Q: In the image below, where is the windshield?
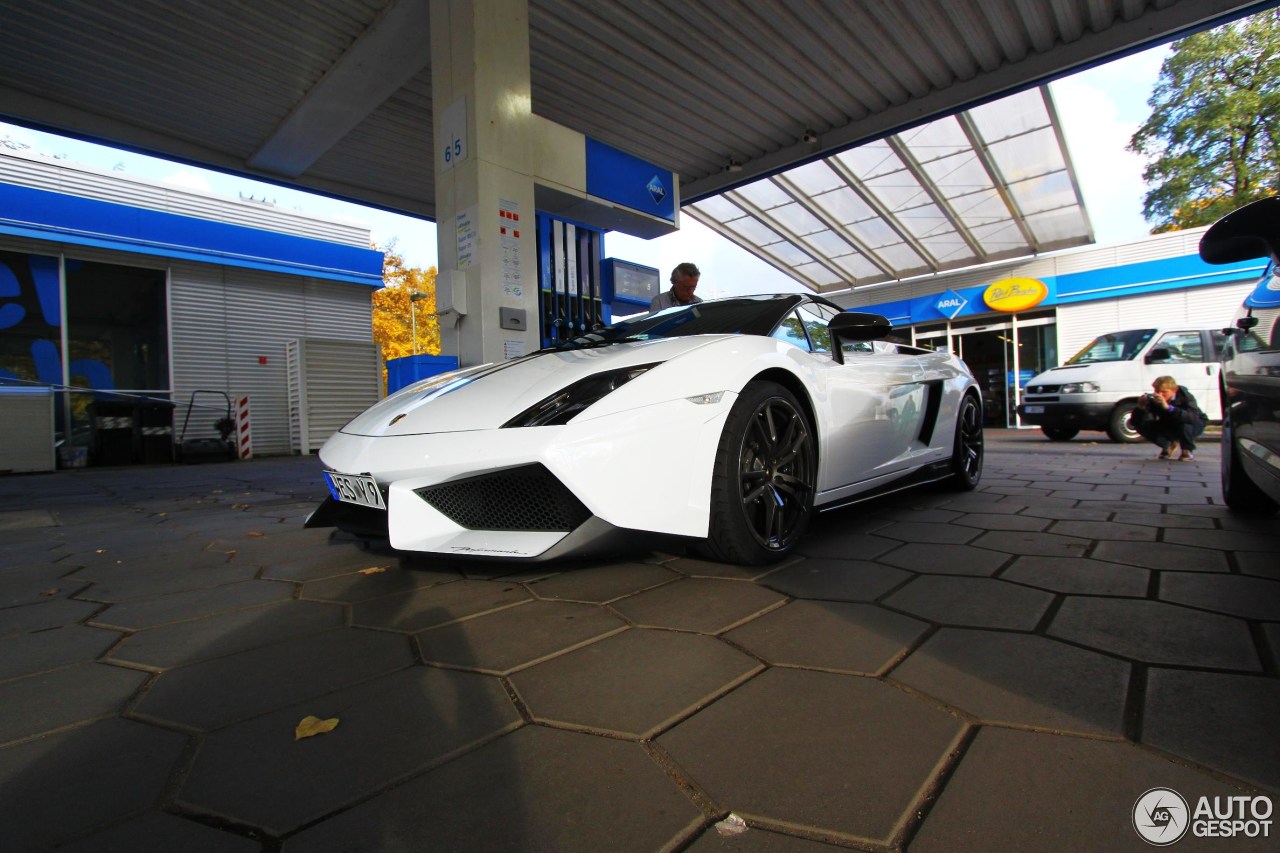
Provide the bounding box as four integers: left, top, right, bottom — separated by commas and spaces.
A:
1065, 329, 1157, 364
544, 296, 803, 351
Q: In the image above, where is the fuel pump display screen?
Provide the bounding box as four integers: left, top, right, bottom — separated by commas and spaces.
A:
610, 260, 660, 303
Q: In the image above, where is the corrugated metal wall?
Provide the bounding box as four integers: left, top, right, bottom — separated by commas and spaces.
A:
170, 263, 377, 455
1055, 282, 1255, 359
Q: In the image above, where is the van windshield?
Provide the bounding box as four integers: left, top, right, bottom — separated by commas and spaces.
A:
1065, 329, 1157, 364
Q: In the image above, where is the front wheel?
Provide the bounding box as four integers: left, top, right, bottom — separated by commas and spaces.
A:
945, 393, 984, 490
701, 381, 816, 565
1106, 402, 1142, 443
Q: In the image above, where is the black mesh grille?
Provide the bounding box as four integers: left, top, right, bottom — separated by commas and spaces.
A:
1027, 384, 1060, 394
415, 465, 592, 532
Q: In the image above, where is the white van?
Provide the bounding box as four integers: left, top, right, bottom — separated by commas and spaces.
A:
1017, 328, 1227, 442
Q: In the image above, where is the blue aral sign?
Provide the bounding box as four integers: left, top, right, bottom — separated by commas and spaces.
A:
935, 288, 968, 319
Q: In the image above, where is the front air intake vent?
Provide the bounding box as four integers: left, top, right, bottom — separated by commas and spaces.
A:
415, 464, 592, 532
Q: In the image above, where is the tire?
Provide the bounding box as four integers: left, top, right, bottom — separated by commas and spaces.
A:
1106, 402, 1142, 443
1041, 426, 1078, 441
945, 393, 984, 490
701, 381, 816, 565
1221, 401, 1279, 514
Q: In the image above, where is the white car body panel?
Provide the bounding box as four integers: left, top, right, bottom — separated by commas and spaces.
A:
314, 296, 980, 560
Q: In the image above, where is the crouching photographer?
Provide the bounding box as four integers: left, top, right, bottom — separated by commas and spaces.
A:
1134, 375, 1207, 460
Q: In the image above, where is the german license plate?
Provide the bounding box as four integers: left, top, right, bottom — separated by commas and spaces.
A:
1023, 405, 1044, 414
323, 471, 386, 510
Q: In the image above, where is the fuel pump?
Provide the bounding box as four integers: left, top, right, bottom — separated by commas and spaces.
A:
536, 214, 605, 348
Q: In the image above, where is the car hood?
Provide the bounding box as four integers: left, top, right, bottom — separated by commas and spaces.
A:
341, 336, 728, 436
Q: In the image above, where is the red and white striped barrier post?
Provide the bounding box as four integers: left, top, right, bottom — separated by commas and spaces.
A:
235, 394, 252, 460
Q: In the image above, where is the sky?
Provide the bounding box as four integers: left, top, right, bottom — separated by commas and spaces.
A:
0, 43, 1170, 296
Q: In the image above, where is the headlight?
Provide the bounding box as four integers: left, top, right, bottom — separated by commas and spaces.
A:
502, 363, 659, 427
1059, 382, 1100, 394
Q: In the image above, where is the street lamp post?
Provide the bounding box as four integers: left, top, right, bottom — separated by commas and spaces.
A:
409, 291, 430, 355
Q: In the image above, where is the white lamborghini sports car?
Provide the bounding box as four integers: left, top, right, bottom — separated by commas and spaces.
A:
307, 294, 984, 565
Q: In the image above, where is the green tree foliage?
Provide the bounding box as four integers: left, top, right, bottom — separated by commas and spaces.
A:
1129, 9, 1280, 232
371, 240, 440, 367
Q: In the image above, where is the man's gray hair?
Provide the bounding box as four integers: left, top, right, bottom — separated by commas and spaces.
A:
670, 262, 701, 282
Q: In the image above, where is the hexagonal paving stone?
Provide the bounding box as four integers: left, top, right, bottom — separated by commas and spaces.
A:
951, 513, 1050, 532
891, 629, 1130, 735
509, 628, 761, 738
71, 547, 234, 583
0, 569, 91, 609
108, 599, 344, 669
665, 555, 781, 580
1158, 572, 1280, 621
683, 825, 850, 851
1145, 669, 1280, 790
1164, 527, 1280, 552
909, 727, 1242, 852
352, 579, 531, 632
0, 718, 189, 851
871, 521, 980, 545
527, 561, 679, 602
1238, 551, 1280, 580
135, 627, 414, 730
1048, 520, 1156, 541
1091, 540, 1229, 573
879, 543, 1008, 577
300, 564, 459, 603
284, 726, 701, 852
260, 544, 398, 582
1049, 598, 1260, 670
969, 530, 1091, 558
1110, 510, 1216, 529
609, 577, 786, 634
1000, 555, 1150, 597
177, 666, 521, 835
0, 624, 122, 681
0, 598, 103, 637
792, 530, 897, 561
417, 600, 625, 674
725, 600, 927, 674
58, 812, 260, 853
76, 562, 260, 602
759, 558, 912, 601
658, 668, 965, 845
883, 576, 1053, 629
87, 579, 296, 630
0, 662, 148, 743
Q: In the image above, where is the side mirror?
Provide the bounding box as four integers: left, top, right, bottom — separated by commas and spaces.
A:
829, 311, 891, 343
1236, 315, 1259, 331
828, 312, 891, 365
1145, 347, 1171, 363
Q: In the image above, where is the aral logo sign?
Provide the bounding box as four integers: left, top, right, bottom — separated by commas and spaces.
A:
984, 277, 1048, 312
935, 288, 968, 319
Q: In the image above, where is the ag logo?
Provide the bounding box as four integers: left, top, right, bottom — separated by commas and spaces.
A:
1133, 788, 1189, 845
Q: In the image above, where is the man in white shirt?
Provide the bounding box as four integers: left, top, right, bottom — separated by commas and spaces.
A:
648, 263, 702, 313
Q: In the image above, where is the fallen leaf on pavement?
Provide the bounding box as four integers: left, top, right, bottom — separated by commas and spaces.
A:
358, 567, 387, 575
295, 716, 340, 740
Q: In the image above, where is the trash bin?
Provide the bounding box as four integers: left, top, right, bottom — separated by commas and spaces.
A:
88, 399, 135, 466
135, 400, 175, 464
386, 354, 460, 394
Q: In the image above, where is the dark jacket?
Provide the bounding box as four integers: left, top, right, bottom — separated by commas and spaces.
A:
1144, 387, 1206, 427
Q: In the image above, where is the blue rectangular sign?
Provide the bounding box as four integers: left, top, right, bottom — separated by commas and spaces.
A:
585, 139, 676, 223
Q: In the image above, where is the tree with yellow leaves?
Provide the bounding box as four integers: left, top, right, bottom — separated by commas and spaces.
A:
371, 240, 440, 362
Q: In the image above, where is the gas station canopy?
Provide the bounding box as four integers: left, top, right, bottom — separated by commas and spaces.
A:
687, 87, 1092, 292
0, 0, 1269, 281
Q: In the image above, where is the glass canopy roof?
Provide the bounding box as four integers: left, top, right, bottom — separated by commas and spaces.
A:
685, 86, 1093, 293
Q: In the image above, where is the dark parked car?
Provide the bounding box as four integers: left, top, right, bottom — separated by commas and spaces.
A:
1199, 198, 1280, 514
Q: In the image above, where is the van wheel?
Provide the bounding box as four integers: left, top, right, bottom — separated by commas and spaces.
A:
1041, 427, 1078, 441
1106, 402, 1142, 443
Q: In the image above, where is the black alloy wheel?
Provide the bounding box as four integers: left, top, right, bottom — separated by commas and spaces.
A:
703, 381, 816, 564
947, 392, 984, 490
1220, 393, 1279, 514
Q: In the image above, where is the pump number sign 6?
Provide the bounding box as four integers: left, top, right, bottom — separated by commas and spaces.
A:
324, 471, 386, 510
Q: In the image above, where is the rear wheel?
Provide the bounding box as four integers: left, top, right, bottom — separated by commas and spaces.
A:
946, 393, 984, 490
1221, 400, 1279, 514
1041, 426, 1078, 441
702, 381, 816, 565
1106, 402, 1142, 443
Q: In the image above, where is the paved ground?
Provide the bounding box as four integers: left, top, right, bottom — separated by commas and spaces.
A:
1, 430, 1277, 852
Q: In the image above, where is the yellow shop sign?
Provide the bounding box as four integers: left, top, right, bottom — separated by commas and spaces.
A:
983, 277, 1047, 312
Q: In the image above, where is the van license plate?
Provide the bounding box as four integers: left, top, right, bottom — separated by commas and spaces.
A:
324, 471, 386, 510
1023, 405, 1044, 414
